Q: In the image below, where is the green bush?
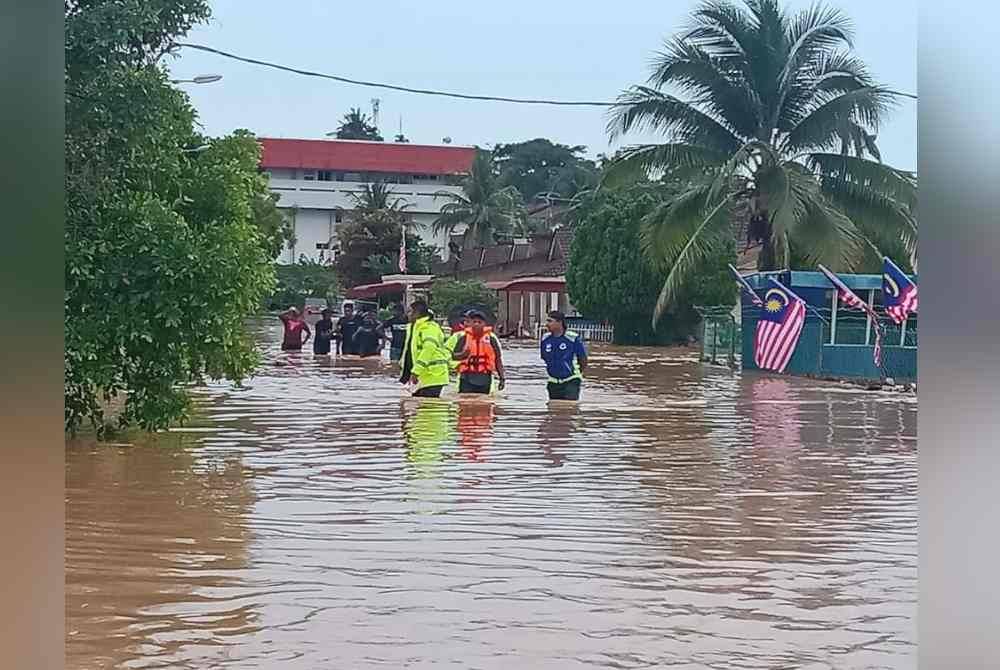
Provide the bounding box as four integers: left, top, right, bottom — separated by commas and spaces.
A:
429, 279, 498, 318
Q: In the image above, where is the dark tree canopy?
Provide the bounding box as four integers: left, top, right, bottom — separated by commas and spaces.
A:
493, 138, 600, 203
335, 107, 384, 141
567, 186, 736, 344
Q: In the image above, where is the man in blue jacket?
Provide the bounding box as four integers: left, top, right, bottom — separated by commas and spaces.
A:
540, 310, 588, 400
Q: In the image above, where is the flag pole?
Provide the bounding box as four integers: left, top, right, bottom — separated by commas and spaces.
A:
865, 289, 874, 346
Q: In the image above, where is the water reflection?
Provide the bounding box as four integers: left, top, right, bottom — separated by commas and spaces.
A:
66, 324, 917, 669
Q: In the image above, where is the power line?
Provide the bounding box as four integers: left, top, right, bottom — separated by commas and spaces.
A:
176, 42, 917, 105
176, 43, 616, 107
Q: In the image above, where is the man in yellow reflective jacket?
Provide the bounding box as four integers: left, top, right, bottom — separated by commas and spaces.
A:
399, 299, 451, 397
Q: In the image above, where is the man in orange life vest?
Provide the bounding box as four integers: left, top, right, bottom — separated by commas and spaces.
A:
451, 310, 506, 395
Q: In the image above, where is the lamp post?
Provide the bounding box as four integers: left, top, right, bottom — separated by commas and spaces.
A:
170, 74, 223, 85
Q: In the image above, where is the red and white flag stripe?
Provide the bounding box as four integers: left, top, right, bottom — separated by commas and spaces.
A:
754, 298, 806, 373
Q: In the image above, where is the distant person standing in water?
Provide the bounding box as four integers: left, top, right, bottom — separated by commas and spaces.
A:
313, 308, 335, 355
279, 307, 311, 352
353, 312, 387, 358
541, 310, 587, 400
381, 303, 409, 362
399, 300, 450, 397
336, 302, 361, 355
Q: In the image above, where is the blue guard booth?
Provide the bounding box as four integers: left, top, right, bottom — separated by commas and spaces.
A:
740, 270, 917, 383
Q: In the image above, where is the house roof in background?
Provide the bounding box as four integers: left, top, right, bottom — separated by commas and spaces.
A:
259, 138, 476, 175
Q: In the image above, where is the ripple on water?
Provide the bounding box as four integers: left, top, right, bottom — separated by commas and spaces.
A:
66, 327, 916, 669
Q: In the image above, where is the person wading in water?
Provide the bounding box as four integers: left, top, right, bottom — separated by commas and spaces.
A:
278, 307, 311, 352
399, 300, 451, 398
353, 312, 387, 358
452, 310, 506, 395
381, 303, 409, 362
540, 310, 587, 400
336, 302, 361, 356
312, 307, 335, 355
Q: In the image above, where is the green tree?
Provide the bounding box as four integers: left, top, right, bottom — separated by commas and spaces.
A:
268, 260, 342, 310
363, 236, 438, 277
66, 0, 276, 434
334, 182, 421, 287
567, 186, 736, 345
493, 138, 600, 203
335, 107, 383, 141
429, 279, 499, 319
432, 150, 524, 247
607, 0, 917, 325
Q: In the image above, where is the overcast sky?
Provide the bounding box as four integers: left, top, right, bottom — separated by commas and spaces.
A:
171, 0, 916, 170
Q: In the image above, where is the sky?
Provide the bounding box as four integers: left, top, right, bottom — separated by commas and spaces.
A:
171, 0, 916, 171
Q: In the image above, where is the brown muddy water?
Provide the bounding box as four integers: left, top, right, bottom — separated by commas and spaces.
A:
66, 319, 916, 669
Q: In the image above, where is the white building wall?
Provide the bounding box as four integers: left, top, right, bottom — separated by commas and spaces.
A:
268, 177, 462, 264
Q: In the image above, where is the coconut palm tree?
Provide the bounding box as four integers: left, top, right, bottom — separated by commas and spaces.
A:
606, 0, 917, 324
431, 150, 524, 247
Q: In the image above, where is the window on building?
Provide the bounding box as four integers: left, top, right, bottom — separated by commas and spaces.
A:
344, 172, 362, 182
318, 170, 335, 181
302, 170, 316, 181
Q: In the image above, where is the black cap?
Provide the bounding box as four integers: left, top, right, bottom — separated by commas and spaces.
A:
466, 309, 487, 320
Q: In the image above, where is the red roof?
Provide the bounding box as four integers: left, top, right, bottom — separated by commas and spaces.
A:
259, 138, 476, 175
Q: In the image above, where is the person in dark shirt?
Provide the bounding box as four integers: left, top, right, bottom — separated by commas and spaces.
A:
336, 303, 361, 355
313, 308, 335, 355
278, 307, 311, 351
381, 303, 409, 362
353, 312, 386, 358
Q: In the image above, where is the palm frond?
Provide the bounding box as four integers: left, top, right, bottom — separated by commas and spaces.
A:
687, 1, 755, 62
708, 139, 776, 204
757, 163, 815, 266
770, 4, 853, 129
818, 171, 917, 259
638, 182, 734, 325
788, 190, 863, 270
649, 38, 762, 139
602, 143, 728, 187
607, 86, 743, 154
782, 87, 895, 154
806, 153, 916, 208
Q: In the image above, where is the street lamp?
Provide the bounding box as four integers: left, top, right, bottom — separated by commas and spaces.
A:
170, 74, 223, 85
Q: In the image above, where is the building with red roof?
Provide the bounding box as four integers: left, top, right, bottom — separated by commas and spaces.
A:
258, 138, 476, 265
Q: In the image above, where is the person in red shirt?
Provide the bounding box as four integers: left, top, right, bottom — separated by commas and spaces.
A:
278, 307, 311, 351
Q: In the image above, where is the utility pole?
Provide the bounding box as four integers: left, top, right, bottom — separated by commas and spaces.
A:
370, 98, 380, 130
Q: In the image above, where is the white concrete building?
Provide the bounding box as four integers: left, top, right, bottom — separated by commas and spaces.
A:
259, 138, 476, 264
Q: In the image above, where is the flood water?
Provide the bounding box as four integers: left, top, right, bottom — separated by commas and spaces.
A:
66, 320, 917, 669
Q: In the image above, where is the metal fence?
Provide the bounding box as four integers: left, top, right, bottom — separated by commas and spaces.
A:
535, 321, 615, 343
696, 306, 739, 367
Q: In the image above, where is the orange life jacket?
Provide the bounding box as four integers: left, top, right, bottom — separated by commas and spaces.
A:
458, 327, 497, 374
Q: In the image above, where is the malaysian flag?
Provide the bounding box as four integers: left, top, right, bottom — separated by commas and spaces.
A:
882, 257, 917, 324
728, 264, 763, 306
754, 278, 807, 373
818, 264, 883, 367
398, 227, 408, 273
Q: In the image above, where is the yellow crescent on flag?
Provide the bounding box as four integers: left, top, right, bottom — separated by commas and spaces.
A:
764, 288, 787, 313
884, 274, 900, 298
